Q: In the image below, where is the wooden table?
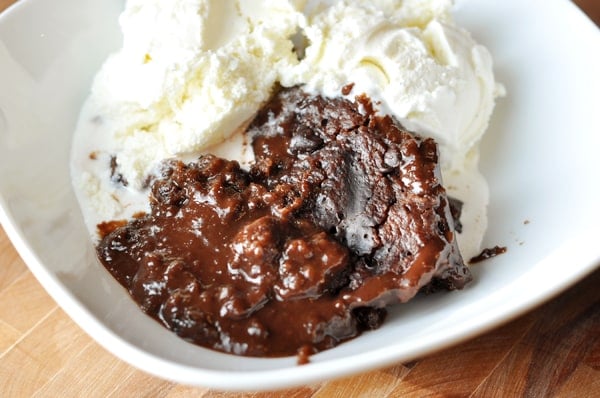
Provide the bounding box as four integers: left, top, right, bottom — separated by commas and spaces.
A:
1, 1, 599, 396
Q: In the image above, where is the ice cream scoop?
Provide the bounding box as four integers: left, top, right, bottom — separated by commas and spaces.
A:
90, 0, 302, 188
282, 0, 504, 172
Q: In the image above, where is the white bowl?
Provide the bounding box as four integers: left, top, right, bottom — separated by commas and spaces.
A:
0, 0, 599, 391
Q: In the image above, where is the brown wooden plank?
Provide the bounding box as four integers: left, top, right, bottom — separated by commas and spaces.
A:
555, 364, 600, 398
0, 271, 58, 333
582, 331, 600, 370
574, 0, 600, 25
32, 341, 137, 397
163, 384, 211, 397
0, 308, 91, 397
106, 370, 176, 398
385, 315, 532, 397
0, 318, 21, 354
312, 365, 409, 398
0, 227, 27, 293
0, 0, 15, 13
202, 383, 320, 398
472, 271, 600, 397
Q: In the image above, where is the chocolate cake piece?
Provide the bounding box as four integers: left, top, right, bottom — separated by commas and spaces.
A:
96, 86, 470, 358
247, 87, 470, 306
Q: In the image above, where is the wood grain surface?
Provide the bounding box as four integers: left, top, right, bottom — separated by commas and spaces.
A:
1, 1, 599, 397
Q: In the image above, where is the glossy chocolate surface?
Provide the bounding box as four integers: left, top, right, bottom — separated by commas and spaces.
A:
96, 87, 470, 358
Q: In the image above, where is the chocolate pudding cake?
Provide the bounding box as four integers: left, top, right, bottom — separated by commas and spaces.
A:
96, 87, 471, 359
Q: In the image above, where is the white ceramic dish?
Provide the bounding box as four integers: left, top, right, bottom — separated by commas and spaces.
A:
0, 0, 599, 391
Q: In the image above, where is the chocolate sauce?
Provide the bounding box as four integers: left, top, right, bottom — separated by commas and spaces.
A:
96, 87, 470, 358
469, 245, 507, 264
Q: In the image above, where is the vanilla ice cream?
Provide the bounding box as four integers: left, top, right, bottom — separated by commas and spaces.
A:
71, 0, 503, 259
283, 0, 503, 173
89, 0, 302, 189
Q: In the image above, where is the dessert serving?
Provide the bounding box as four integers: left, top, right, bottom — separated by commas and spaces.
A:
71, 0, 503, 360
97, 87, 471, 359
